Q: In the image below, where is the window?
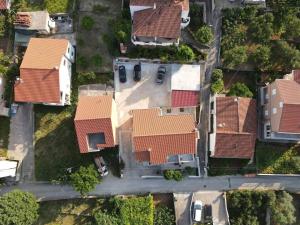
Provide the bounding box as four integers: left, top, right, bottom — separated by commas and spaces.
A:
265, 93, 269, 99
279, 102, 283, 108
68, 47, 70, 53
272, 89, 276, 95
265, 110, 269, 116
272, 107, 277, 114
166, 108, 171, 113
63, 59, 66, 66
71, 51, 74, 56
180, 108, 184, 112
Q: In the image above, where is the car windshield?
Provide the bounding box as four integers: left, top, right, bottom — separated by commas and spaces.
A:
157, 74, 163, 79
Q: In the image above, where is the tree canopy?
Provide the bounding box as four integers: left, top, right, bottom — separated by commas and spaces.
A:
227, 82, 253, 98
176, 45, 195, 62
195, 25, 214, 45
70, 164, 100, 196
210, 69, 224, 94
223, 46, 248, 69
248, 13, 274, 43
0, 190, 39, 225
154, 206, 175, 225
251, 45, 271, 71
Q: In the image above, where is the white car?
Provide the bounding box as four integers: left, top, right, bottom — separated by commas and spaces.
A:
192, 200, 203, 222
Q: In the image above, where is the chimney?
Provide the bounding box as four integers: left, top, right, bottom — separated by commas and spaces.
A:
153, 3, 156, 9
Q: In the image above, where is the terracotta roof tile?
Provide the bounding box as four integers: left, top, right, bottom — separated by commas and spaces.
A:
14, 68, 60, 103
0, 0, 8, 10
214, 97, 257, 158
74, 96, 115, 153
279, 104, 300, 133
75, 95, 112, 120
130, 0, 189, 11
20, 38, 69, 69
292, 70, 300, 84
171, 90, 199, 107
276, 79, 300, 104
132, 6, 181, 39
132, 108, 197, 164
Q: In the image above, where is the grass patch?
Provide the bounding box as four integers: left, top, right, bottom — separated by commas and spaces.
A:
256, 142, 300, 174
0, 116, 10, 157
44, 0, 74, 14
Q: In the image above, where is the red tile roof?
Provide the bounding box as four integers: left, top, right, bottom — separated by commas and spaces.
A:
213, 97, 257, 158
279, 104, 300, 133
14, 38, 69, 104
292, 70, 300, 84
74, 96, 115, 153
132, 5, 181, 39
130, 0, 189, 11
171, 90, 199, 107
132, 108, 197, 164
0, 0, 8, 10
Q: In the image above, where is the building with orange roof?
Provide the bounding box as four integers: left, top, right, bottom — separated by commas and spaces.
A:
74, 95, 118, 153
14, 38, 75, 106
132, 108, 198, 165
261, 71, 300, 141
209, 96, 257, 159
0, 0, 11, 10
129, 0, 190, 46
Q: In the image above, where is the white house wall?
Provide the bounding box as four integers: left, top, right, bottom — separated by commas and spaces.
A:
130, 5, 152, 17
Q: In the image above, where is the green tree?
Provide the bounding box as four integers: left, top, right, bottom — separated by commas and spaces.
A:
70, 164, 100, 196
195, 25, 213, 45
211, 69, 223, 82
271, 191, 296, 225
248, 13, 274, 43
154, 206, 175, 225
282, 14, 300, 40
211, 79, 224, 94
0, 52, 11, 75
252, 45, 271, 71
176, 45, 195, 62
94, 210, 120, 225
228, 82, 253, 98
223, 46, 248, 69
81, 16, 95, 31
0, 190, 39, 225
77, 71, 96, 84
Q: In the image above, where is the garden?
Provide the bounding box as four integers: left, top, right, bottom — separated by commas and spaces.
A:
11, 0, 74, 13
0, 116, 10, 158
221, 6, 300, 72
227, 190, 297, 225
256, 142, 300, 174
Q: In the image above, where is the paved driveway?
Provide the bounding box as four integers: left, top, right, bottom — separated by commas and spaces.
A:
7, 103, 34, 182
174, 193, 193, 225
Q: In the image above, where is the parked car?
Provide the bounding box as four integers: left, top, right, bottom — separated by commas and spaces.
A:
156, 66, 166, 84
192, 200, 203, 222
94, 156, 109, 177
119, 65, 127, 83
204, 204, 213, 224
133, 64, 141, 81
10, 103, 19, 117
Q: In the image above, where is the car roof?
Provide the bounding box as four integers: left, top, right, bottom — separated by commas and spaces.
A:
194, 209, 201, 221
194, 200, 202, 206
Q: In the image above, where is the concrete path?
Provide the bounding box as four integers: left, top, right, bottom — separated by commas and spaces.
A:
174, 193, 192, 225
7, 103, 34, 182
1, 175, 300, 201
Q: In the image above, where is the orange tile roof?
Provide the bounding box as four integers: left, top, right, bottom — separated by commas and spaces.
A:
132, 5, 181, 39
276, 79, 300, 104
75, 95, 112, 121
130, 0, 189, 11
214, 97, 257, 158
14, 38, 70, 104
74, 96, 115, 153
132, 108, 197, 164
20, 38, 69, 69
0, 0, 8, 10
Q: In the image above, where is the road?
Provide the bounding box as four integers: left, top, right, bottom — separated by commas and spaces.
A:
1, 176, 300, 201
198, 8, 222, 175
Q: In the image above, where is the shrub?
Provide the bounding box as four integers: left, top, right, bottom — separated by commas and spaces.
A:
70, 164, 100, 196
163, 170, 183, 181
211, 69, 223, 82
211, 79, 224, 94
91, 54, 102, 67
110, 18, 131, 43
44, 0, 72, 14
163, 170, 174, 180
77, 71, 96, 84
0, 15, 5, 37
154, 206, 175, 225
195, 25, 214, 45
227, 82, 253, 98
94, 210, 120, 225
172, 171, 183, 181
176, 45, 195, 62
223, 46, 248, 69
81, 16, 95, 31
0, 190, 39, 225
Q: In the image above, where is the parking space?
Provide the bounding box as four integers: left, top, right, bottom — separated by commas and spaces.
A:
114, 61, 172, 128
174, 193, 193, 225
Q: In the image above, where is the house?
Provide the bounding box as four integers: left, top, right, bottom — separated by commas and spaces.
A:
260, 70, 300, 141
130, 0, 190, 46
132, 108, 198, 165
209, 96, 257, 159
74, 95, 118, 153
0, 0, 11, 10
14, 11, 55, 46
170, 64, 200, 109
14, 38, 75, 106
0, 160, 18, 178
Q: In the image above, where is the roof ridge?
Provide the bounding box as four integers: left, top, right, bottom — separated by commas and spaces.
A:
134, 131, 195, 137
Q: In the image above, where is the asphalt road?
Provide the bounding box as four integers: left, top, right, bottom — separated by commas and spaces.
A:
1, 175, 300, 201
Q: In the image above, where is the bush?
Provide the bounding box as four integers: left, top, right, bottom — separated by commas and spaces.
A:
195, 25, 214, 45
211, 69, 223, 82
223, 46, 248, 69
163, 170, 183, 181
77, 71, 96, 84
211, 79, 224, 94
94, 210, 120, 225
0, 190, 39, 225
154, 206, 175, 225
44, 0, 73, 14
227, 82, 253, 98
110, 17, 131, 43
176, 45, 195, 62
81, 16, 95, 31
70, 164, 100, 196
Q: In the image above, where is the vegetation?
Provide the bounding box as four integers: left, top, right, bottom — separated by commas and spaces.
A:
81, 16, 95, 31
70, 164, 100, 196
154, 206, 175, 225
227, 82, 253, 98
223, 46, 248, 69
208, 158, 254, 176
195, 25, 213, 45
176, 44, 196, 62
92, 4, 110, 14
256, 143, 300, 174
0, 190, 39, 225
189, 4, 204, 31
210, 69, 224, 94
227, 190, 296, 225
77, 71, 96, 84
77, 55, 89, 69
110, 16, 131, 43
248, 13, 274, 44
251, 45, 271, 71
163, 170, 183, 181
91, 54, 102, 68
44, 0, 74, 14
0, 117, 10, 157
94, 210, 120, 225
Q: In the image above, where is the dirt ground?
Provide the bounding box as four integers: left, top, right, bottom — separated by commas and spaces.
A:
77, 0, 121, 73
